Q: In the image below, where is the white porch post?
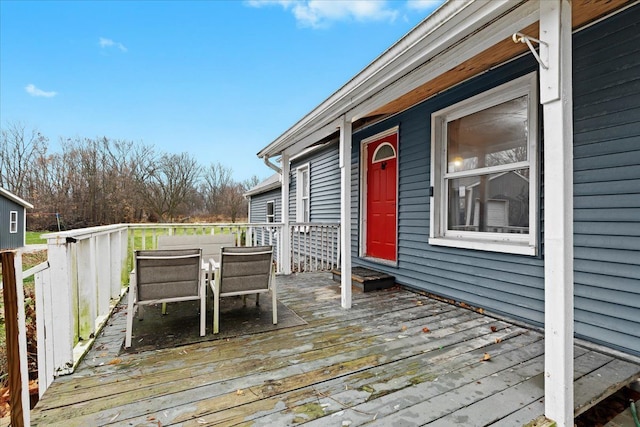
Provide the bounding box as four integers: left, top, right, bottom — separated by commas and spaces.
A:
339, 115, 352, 309
281, 154, 292, 275
541, 1, 574, 426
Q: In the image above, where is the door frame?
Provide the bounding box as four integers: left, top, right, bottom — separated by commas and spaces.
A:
359, 125, 400, 265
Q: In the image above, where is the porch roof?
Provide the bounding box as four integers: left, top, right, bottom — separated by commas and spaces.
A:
256, 0, 631, 160
30, 272, 640, 425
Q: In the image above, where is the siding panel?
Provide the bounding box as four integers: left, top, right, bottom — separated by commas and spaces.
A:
346, 5, 640, 356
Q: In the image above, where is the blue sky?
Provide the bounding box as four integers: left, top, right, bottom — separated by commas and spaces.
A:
1, 0, 442, 182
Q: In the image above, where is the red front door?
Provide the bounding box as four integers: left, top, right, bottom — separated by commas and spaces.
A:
365, 133, 398, 261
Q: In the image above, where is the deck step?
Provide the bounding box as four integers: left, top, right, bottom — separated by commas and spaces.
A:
331, 267, 395, 292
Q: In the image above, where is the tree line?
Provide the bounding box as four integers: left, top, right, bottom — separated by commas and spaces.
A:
0, 122, 261, 231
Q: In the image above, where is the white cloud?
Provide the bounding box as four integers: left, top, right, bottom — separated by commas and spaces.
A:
246, 0, 398, 28
99, 37, 128, 52
406, 0, 442, 11
25, 84, 57, 98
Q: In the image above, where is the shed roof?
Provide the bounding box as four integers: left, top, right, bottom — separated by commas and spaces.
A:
0, 187, 34, 209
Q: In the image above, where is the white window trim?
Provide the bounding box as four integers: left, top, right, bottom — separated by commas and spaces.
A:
295, 164, 310, 223
359, 126, 400, 264
266, 200, 275, 223
10, 210, 18, 233
429, 72, 538, 256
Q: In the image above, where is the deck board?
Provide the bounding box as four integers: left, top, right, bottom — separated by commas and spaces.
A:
30, 272, 640, 426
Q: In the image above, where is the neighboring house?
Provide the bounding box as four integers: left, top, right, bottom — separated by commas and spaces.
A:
254, 2, 640, 424
0, 187, 34, 250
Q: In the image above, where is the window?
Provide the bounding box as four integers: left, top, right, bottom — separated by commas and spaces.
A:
430, 73, 538, 255
296, 164, 310, 223
266, 201, 275, 223
10, 211, 18, 233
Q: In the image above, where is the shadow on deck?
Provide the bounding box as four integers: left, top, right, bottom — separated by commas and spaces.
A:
31, 272, 640, 426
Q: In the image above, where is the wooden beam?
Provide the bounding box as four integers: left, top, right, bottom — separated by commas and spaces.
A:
541, 1, 574, 426
280, 154, 291, 275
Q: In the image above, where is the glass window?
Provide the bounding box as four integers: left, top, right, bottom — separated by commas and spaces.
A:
296, 165, 310, 223
372, 143, 396, 163
430, 73, 538, 255
10, 211, 18, 233
266, 201, 275, 223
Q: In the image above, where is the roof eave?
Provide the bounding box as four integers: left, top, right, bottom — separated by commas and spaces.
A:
257, 0, 524, 159
0, 187, 34, 209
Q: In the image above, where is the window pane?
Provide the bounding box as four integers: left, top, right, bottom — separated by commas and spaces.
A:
447, 96, 528, 173
373, 143, 395, 162
302, 198, 309, 222
447, 169, 529, 234
302, 170, 309, 197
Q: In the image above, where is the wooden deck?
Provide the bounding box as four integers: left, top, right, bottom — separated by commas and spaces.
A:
31, 272, 640, 426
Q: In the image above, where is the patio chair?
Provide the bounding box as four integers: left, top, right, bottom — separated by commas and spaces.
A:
211, 245, 276, 334
125, 248, 206, 348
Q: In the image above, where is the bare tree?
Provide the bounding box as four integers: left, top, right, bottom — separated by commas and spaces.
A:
221, 183, 247, 223
201, 162, 234, 217
0, 121, 48, 195
141, 152, 202, 221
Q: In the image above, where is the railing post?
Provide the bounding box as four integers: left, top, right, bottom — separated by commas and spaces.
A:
110, 230, 122, 298
96, 234, 111, 317
77, 238, 97, 341
46, 239, 75, 375
35, 265, 54, 396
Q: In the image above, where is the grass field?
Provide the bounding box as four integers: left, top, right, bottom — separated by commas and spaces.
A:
25, 231, 47, 245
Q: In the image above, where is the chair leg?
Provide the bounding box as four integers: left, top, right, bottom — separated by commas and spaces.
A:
272, 289, 277, 325
200, 296, 206, 337
256, 293, 260, 306
162, 302, 167, 315
213, 294, 220, 334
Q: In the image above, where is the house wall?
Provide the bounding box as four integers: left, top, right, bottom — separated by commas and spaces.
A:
572, 5, 640, 355
289, 141, 341, 223
0, 195, 26, 249
347, 5, 639, 356
288, 142, 342, 270
247, 188, 281, 251
248, 188, 281, 223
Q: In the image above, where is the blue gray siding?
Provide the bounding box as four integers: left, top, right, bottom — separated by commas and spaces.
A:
347, 6, 640, 356
248, 188, 281, 251
248, 189, 281, 223
0, 195, 26, 249
572, 5, 640, 355
290, 142, 341, 223
289, 142, 341, 270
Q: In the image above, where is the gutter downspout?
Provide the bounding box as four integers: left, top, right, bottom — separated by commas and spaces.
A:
263, 156, 282, 174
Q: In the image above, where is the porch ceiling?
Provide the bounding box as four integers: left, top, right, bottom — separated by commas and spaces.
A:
359, 0, 632, 125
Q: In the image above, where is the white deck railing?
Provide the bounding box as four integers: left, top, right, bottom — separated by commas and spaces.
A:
290, 222, 340, 272
3, 221, 340, 414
